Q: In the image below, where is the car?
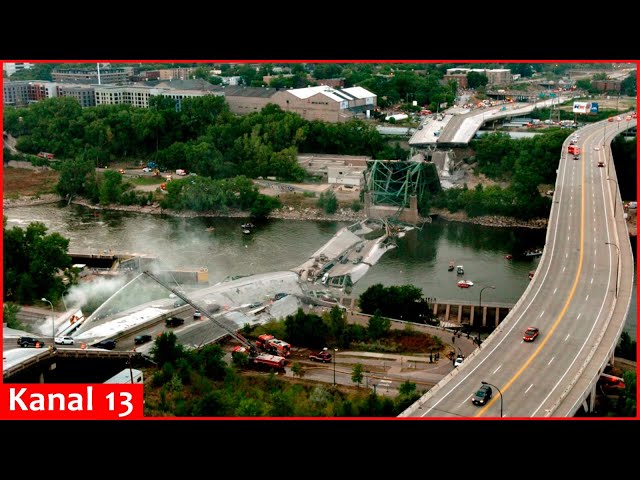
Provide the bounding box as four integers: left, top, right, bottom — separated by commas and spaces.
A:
598, 159, 605, 167
173, 299, 186, 308
93, 339, 117, 350
471, 384, 492, 406
54, 336, 74, 345
273, 292, 288, 301
627, 201, 637, 210
309, 350, 332, 363
523, 326, 539, 342
193, 310, 202, 319
17, 336, 45, 348
134, 334, 152, 345
454, 355, 464, 367
165, 316, 185, 328
594, 146, 600, 151
118, 168, 125, 174
247, 302, 263, 309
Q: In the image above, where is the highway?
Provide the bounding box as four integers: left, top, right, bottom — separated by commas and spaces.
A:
401, 117, 635, 418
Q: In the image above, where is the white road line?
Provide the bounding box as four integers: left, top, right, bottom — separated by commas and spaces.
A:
539, 311, 545, 317
553, 288, 557, 294
566, 253, 568, 258
460, 395, 472, 406
563, 266, 566, 272
565, 334, 570, 341
577, 313, 581, 320
591, 278, 594, 284
594, 263, 596, 269
525, 384, 534, 394
493, 365, 502, 374
548, 357, 555, 365
567, 236, 570, 241
586, 294, 589, 301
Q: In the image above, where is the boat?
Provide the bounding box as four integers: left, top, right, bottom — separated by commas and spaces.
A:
242, 229, 251, 235
457, 280, 474, 288
456, 265, 464, 275
504, 254, 513, 260
241, 223, 255, 229
524, 248, 543, 257
448, 261, 455, 271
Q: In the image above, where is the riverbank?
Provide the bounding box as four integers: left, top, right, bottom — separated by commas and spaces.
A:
2, 193, 367, 223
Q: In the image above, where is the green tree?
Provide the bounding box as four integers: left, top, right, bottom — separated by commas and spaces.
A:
398, 380, 417, 396
98, 169, 124, 205
291, 362, 305, 378
150, 332, 186, 368
615, 331, 636, 361
467, 72, 488, 89
3, 220, 72, 304
3, 302, 23, 330
55, 156, 98, 201
195, 344, 227, 380
327, 305, 348, 342
621, 72, 636, 96
367, 310, 391, 340
351, 363, 364, 388
317, 190, 338, 214
284, 308, 329, 348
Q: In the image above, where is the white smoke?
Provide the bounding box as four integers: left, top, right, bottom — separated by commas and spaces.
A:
64, 275, 129, 309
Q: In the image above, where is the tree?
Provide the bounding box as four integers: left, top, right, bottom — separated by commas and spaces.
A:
150, 332, 186, 368
284, 308, 329, 348
291, 362, 305, 378
98, 169, 124, 205
368, 310, 391, 340
56, 156, 97, 201
351, 363, 364, 388
615, 331, 636, 361
3, 302, 23, 330
621, 72, 636, 96
3, 220, 72, 304
317, 189, 338, 214
398, 380, 417, 396
467, 72, 489, 89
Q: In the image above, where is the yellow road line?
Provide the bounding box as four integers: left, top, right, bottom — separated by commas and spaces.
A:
475, 128, 599, 417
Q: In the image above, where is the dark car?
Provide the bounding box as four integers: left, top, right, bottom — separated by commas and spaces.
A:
273, 292, 288, 301
471, 384, 492, 406
134, 334, 152, 345
17, 336, 45, 348
523, 327, 539, 342
93, 339, 117, 350
309, 350, 332, 363
165, 316, 185, 328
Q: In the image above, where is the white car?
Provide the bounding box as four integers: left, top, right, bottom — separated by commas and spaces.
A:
594, 146, 600, 151
454, 355, 464, 367
54, 336, 74, 345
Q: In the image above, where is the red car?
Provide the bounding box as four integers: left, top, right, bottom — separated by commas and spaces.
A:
523, 327, 539, 342
309, 350, 332, 363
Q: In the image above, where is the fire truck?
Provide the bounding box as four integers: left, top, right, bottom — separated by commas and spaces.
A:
142, 271, 288, 373
256, 334, 291, 357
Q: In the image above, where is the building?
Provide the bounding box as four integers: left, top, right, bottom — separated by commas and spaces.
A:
57, 84, 96, 107
445, 68, 512, 86
3, 80, 57, 106
3, 62, 34, 76
94, 85, 219, 109
298, 154, 369, 185
52, 68, 131, 84
157, 67, 196, 81
442, 73, 468, 88
592, 80, 621, 92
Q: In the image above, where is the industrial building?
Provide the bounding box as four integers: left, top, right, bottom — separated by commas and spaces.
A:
444, 68, 512, 86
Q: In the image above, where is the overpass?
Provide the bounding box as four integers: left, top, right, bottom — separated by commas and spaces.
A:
409, 96, 571, 147
400, 118, 636, 418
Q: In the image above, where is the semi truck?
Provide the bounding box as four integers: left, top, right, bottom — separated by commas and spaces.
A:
141, 270, 287, 373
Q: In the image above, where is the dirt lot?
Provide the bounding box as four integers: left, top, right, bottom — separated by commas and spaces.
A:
3, 164, 60, 198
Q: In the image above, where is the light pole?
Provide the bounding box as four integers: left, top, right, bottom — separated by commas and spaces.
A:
478, 286, 495, 344
481, 381, 503, 417
41, 297, 54, 347
605, 242, 619, 298
607, 178, 618, 217
333, 348, 338, 385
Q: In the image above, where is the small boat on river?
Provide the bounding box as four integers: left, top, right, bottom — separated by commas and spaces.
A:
456, 265, 464, 275
457, 280, 474, 288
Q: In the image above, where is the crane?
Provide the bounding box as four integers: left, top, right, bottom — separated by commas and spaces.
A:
141, 270, 258, 356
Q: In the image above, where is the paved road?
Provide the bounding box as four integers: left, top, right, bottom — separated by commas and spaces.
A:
401, 118, 635, 418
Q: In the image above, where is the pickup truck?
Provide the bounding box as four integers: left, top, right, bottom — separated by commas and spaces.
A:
308, 350, 332, 363
165, 316, 185, 328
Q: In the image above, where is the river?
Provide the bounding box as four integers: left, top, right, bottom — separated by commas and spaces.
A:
3, 202, 635, 336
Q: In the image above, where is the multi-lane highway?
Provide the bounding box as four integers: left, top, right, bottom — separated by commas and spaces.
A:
401, 117, 636, 418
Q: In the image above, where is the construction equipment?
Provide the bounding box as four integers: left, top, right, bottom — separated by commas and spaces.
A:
141, 270, 287, 371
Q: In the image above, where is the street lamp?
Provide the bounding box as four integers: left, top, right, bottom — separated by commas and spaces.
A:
607, 178, 619, 217
333, 348, 338, 385
481, 381, 503, 417
478, 286, 496, 344
41, 297, 55, 347
605, 242, 620, 298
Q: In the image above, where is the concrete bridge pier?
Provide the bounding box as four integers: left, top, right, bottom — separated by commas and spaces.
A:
581, 383, 598, 414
